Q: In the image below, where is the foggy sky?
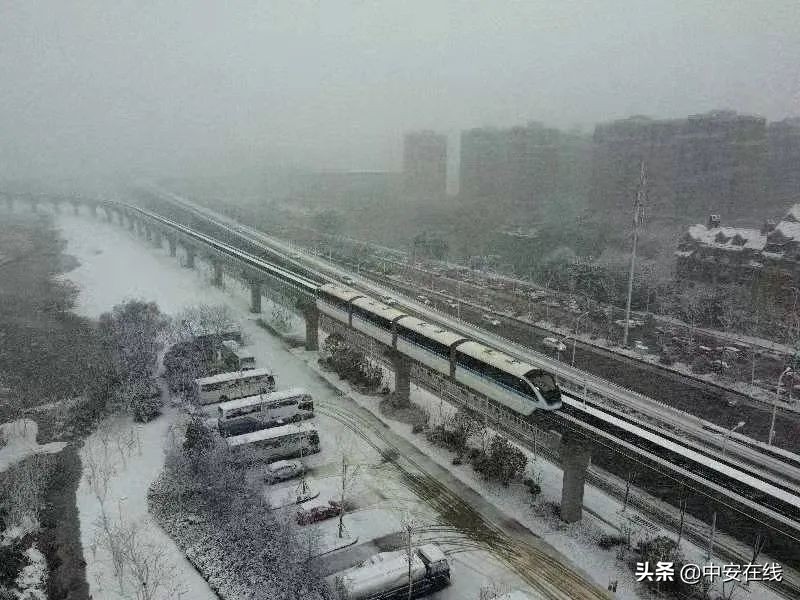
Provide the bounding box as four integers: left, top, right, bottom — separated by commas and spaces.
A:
1, 1, 798, 182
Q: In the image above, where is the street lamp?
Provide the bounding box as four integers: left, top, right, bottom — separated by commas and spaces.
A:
722, 420, 746, 458
769, 367, 792, 446
571, 311, 591, 366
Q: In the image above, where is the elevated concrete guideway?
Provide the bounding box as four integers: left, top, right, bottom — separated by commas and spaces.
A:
144, 188, 800, 491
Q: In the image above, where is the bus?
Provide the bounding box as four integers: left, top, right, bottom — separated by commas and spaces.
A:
219, 339, 256, 371
193, 368, 275, 405
217, 388, 314, 437
225, 422, 320, 461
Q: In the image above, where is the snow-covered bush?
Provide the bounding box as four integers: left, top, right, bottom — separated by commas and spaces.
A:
149, 426, 330, 599
131, 393, 162, 423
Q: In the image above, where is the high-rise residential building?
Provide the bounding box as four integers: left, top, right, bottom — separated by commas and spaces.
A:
402, 131, 447, 198
458, 122, 591, 214
591, 110, 772, 225
768, 118, 800, 211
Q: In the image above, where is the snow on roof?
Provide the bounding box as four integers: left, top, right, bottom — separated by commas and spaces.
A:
195, 367, 273, 385
396, 316, 468, 346
686, 224, 766, 250
772, 220, 800, 243
351, 296, 406, 322
226, 422, 317, 447
319, 283, 364, 302
493, 592, 541, 600
217, 387, 309, 412
456, 341, 537, 378
784, 203, 800, 223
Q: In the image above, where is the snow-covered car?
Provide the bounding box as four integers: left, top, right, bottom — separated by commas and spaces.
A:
633, 340, 649, 353
710, 360, 731, 371
381, 295, 398, 306
265, 459, 304, 484
296, 500, 342, 525
342, 276, 355, 285
416, 295, 431, 305
543, 337, 567, 352
482, 314, 501, 326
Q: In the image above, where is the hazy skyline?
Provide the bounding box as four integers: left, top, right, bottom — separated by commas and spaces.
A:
1, 1, 798, 182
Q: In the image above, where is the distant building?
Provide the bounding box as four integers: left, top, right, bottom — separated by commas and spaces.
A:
285, 170, 402, 209
676, 203, 800, 285
592, 111, 772, 225
459, 122, 591, 215
768, 118, 800, 210
402, 131, 447, 198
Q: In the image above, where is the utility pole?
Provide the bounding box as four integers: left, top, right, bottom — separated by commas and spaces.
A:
623, 161, 646, 348
406, 523, 414, 600
338, 455, 347, 538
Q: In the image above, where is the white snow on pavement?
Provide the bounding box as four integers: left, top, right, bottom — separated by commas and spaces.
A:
0, 419, 66, 474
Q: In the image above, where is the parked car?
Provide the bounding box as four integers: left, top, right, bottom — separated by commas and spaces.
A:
482, 314, 501, 326
265, 460, 304, 484
633, 340, 649, 353
543, 337, 567, 352
381, 295, 398, 306
296, 500, 342, 525
416, 295, 430, 305
342, 276, 355, 285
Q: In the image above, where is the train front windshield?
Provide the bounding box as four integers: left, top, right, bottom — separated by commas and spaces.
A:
527, 370, 561, 403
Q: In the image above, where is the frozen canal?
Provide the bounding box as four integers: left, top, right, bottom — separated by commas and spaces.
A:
58, 212, 609, 600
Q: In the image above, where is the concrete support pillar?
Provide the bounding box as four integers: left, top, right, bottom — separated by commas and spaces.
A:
559, 433, 592, 523
390, 353, 411, 404
104, 208, 112, 222
144, 226, 152, 242
168, 236, 177, 257
304, 305, 319, 351
128, 215, 135, 231
212, 260, 223, 287
249, 282, 262, 313
152, 230, 162, 248
184, 247, 195, 269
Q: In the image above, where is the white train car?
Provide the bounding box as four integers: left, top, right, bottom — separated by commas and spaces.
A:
395, 316, 468, 376
350, 296, 406, 347
454, 341, 561, 415
317, 283, 363, 326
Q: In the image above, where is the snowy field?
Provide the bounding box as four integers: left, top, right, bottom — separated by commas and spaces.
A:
56, 215, 543, 599
0, 419, 67, 474
54, 213, 785, 600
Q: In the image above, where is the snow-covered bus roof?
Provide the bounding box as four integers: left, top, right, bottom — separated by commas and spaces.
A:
351, 296, 406, 322
455, 341, 538, 378
226, 422, 317, 447
493, 592, 541, 600
395, 316, 468, 347
318, 283, 364, 302
217, 387, 310, 412
194, 367, 273, 386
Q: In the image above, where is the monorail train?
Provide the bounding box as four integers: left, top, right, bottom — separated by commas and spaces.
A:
316, 283, 562, 414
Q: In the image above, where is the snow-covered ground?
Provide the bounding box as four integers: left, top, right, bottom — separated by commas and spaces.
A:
56, 214, 577, 599
55, 213, 788, 600
0, 419, 67, 474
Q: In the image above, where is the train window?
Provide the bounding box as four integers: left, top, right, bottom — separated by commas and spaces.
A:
319, 290, 349, 311
456, 352, 533, 398
352, 305, 391, 330
398, 325, 448, 357
527, 371, 557, 393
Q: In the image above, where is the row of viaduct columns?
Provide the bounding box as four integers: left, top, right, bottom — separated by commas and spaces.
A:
3, 196, 591, 525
